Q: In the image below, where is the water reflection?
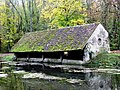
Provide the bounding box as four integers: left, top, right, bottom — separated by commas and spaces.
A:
22, 73, 120, 90
0, 63, 120, 90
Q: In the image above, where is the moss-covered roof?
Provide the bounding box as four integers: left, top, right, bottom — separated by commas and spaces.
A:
11, 23, 99, 52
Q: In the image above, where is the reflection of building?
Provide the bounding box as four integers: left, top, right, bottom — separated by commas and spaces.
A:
21, 68, 120, 90
85, 73, 112, 90
11, 23, 110, 62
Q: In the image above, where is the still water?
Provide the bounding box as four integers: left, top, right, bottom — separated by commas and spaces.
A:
0, 62, 120, 90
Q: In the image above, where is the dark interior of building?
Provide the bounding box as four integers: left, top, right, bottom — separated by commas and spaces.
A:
14, 49, 84, 60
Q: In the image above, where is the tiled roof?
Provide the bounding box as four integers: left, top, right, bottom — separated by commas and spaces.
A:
11, 23, 99, 52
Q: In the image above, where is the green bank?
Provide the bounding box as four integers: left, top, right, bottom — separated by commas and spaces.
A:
85, 53, 120, 68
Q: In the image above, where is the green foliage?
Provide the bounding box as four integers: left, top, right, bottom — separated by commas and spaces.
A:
41, 0, 87, 28
0, 0, 119, 52
0, 2, 23, 52
112, 74, 120, 90
0, 0, 44, 52
86, 0, 120, 50
85, 53, 120, 68
1, 55, 15, 61
109, 21, 120, 50
0, 72, 25, 90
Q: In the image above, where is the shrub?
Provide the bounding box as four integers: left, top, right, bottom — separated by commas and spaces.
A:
85, 53, 120, 68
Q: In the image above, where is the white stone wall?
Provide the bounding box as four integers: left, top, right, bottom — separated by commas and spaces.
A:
83, 24, 110, 61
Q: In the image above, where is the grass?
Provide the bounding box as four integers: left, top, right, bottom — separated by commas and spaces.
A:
85, 53, 120, 68
0, 55, 15, 61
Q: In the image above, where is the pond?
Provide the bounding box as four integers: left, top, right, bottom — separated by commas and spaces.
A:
0, 62, 120, 90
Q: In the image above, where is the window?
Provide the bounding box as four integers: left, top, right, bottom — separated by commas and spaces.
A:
98, 38, 102, 45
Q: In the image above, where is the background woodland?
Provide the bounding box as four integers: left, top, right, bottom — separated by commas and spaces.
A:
0, 0, 120, 52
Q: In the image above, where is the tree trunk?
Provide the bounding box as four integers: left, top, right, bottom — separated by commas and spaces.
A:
0, 36, 1, 52
28, 0, 33, 32
22, 0, 29, 32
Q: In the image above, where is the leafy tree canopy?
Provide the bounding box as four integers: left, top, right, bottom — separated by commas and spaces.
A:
41, 0, 87, 28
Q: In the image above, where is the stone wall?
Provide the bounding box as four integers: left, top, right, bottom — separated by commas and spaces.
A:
83, 24, 110, 61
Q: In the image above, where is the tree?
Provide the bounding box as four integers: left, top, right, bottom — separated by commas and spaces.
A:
41, 0, 87, 29
85, 0, 120, 50
100, 0, 120, 50
0, 0, 22, 52
0, 0, 44, 52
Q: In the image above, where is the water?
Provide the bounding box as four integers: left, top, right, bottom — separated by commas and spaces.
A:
0, 62, 120, 90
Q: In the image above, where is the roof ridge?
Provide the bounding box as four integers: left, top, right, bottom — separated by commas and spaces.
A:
26, 23, 100, 35
61, 22, 99, 29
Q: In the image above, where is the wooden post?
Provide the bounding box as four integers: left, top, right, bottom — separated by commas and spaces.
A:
60, 54, 63, 63
27, 54, 30, 61
42, 54, 44, 62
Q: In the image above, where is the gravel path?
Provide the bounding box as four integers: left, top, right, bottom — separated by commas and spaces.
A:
0, 53, 14, 57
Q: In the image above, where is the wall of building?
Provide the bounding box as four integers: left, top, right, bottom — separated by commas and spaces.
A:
83, 24, 110, 61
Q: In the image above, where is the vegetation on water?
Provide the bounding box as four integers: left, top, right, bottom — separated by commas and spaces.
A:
85, 53, 120, 68
0, 70, 25, 90
0, 62, 120, 90
0, 0, 120, 52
